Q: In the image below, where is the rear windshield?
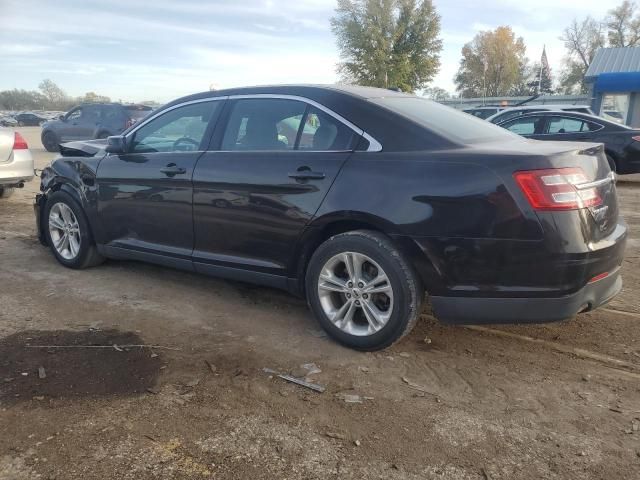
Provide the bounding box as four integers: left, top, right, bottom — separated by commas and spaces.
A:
371, 97, 518, 144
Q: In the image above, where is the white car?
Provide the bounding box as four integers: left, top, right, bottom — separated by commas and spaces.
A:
486, 104, 594, 124
0, 128, 34, 198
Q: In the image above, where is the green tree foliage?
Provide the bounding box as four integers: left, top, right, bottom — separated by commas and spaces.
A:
558, 17, 605, 94
0, 80, 112, 111
422, 86, 450, 100
454, 26, 527, 97
331, 0, 442, 92
607, 1, 640, 47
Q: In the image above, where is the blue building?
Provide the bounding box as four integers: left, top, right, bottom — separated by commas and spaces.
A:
586, 47, 640, 127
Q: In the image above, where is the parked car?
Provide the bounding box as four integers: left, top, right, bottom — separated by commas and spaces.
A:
496, 111, 640, 174
0, 128, 33, 198
463, 106, 504, 119
0, 116, 18, 127
40, 103, 153, 152
14, 112, 46, 127
486, 105, 594, 124
34, 85, 626, 350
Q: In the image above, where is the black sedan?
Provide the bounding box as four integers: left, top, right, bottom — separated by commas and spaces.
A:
34, 85, 626, 351
14, 112, 46, 126
496, 110, 640, 174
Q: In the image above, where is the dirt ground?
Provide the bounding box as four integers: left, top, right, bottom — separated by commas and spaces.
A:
1, 127, 640, 480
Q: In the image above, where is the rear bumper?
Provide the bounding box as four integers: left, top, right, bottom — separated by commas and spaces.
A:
0, 150, 34, 186
431, 267, 622, 324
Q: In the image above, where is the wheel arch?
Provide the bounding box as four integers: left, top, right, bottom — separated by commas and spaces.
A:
291, 211, 437, 297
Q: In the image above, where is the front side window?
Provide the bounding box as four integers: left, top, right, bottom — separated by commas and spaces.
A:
503, 116, 543, 135
67, 108, 82, 121
546, 117, 592, 134
130, 101, 220, 153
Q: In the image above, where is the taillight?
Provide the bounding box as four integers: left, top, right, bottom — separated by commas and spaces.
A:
13, 132, 28, 150
513, 167, 602, 211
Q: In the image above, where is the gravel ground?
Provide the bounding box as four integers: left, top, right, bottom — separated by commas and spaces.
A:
1, 127, 639, 480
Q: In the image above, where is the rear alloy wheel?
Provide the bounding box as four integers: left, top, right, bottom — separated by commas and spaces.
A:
42, 131, 59, 152
306, 230, 423, 351
44, 191, 104, 269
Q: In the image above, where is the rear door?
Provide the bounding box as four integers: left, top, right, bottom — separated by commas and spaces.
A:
96, 98, 224, 266
192, 96, 360, 280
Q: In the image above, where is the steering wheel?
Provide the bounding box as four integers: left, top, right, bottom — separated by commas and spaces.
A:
172, 137, 200, 151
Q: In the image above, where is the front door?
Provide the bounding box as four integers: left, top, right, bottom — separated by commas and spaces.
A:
192, 97, 360, 280
96, 99, 223, 267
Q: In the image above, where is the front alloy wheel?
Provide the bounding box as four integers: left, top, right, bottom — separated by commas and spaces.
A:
317, 252, 393, 336
48, 202, 81, 260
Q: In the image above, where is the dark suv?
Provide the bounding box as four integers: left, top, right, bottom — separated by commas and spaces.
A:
34, 85, 626, 351
40, 103, 152, 152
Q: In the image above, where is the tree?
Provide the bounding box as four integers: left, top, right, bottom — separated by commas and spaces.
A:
558, 17, 605, 93
80, 91, 111, 103
38, 79, 70, 110
454, 26, 527, 97
607, 1, 640, 47
0, 89, 46, 110
331, 0, 442, 92
422, 86, 450, 100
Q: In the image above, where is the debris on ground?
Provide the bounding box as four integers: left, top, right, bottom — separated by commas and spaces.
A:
307, 328, 328, 338
401, 377, 437, 397
424, 336, 432, 344
204, 360, 217, 374
37, 367, 46, 379
354, 439, 361, 446
263, 368, 325, 393
325, 432, 346, 440
399, 352, 411, 358
335, 391, 373, 404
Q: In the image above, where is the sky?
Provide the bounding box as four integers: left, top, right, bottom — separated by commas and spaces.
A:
0, 0, 615, 103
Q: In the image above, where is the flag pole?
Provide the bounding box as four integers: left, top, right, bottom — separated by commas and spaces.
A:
538, 45, 544, 95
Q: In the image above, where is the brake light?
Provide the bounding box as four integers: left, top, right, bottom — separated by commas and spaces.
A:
588, 272, 609, 283
13, 132, 28, 150
513, 167, 602, 211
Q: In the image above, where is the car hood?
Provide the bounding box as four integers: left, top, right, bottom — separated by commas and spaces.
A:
59, 139, 107, 157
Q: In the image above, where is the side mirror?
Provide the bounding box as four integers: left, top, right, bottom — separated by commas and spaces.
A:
105, 135, 127, 154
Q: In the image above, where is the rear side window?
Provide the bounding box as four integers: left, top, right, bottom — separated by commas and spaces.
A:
222, 99, 306, 151
503, 116, 544, 135
126, 105, 153, 122
372, 97, 517, 144
221, 99, 358, 151
546, 117, 598, 134
130, 101, 220, 153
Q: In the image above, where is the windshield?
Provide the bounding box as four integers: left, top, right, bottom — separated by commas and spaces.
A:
371, 97, 519, 144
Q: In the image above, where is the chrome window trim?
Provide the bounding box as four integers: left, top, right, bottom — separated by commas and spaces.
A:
575, 171, 616, 190
226, 94, 383, 152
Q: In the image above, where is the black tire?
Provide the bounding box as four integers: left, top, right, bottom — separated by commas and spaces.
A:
43, 191, 105, 269
0, 187, 14, 199
42, 131, 59, 152
18, 121, 24, 127
305, 230, 424, 351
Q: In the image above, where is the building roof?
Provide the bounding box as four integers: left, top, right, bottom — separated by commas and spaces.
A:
585, 47, 640, 79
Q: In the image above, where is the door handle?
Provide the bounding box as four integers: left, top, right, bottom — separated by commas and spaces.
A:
288, 169, 325, 180
160, 164, 186, 176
